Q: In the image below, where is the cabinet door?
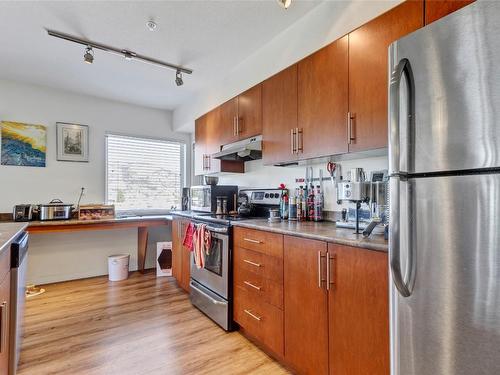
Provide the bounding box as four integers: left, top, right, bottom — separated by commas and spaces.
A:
348, 0, 423, 152
0, 272, 10, 375
237, 84, 262, 140
328, 244, 389, 375
425, 0, 475, 24
171, 219, 183, 283
194, 115, 207, 176
284, 236, 328, 375
219, 97, 239, 144
298, 36, 349, 159
179, 220, 191, 292
204, 108, 222, 174
262, 65, 298, 165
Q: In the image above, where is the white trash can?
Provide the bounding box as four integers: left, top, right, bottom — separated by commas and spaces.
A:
108, 254, 130, 281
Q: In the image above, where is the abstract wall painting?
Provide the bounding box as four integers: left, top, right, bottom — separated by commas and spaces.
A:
1, 121, 47, 167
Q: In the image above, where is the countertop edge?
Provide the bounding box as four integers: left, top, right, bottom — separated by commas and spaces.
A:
230, 221, 388, 253
0, 222, 28, 253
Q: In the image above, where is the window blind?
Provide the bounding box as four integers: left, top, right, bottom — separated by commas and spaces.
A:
106, 134, 184, 213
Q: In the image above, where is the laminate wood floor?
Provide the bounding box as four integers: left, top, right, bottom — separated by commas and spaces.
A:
18, 272, 289, 375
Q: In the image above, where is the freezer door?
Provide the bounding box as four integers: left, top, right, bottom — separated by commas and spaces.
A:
390, 173, 500, 375
389, 1, 500, 174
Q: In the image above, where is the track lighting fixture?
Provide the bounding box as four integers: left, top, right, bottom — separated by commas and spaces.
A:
47, 29, 193, 86
175, 70, 183, 86
83, 46, 94, 64
277, 0, 292, 9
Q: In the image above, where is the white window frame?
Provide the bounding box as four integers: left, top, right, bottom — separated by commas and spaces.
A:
105, 133, 186, 217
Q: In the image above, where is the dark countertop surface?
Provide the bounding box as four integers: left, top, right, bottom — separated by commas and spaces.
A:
27, 215, 173, 227
0, 222, 28, 253
171, 211, 387, 252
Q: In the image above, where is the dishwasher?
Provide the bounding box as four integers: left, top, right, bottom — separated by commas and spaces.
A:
10, 232, 28, 375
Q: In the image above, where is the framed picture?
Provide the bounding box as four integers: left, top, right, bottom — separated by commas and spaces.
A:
56, 122, 89, 162
1, 121, 47, 167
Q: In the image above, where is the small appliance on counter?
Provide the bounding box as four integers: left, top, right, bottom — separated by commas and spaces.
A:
13, 205, 35, 222
237, 188, 285, 219
190, 185, 238, 213
38, 199, 74, 221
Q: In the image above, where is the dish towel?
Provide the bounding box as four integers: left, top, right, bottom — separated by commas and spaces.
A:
193, 224, 206, 269
182, 222, 195, 250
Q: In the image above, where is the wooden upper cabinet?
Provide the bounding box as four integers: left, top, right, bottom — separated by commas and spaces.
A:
348, 0, 423, 153
298, 35, 349, 159
218, 97, 238, 145
262, 64, 298, 165
194, 115, 208, 176
284, 236, 328, 375
425, 0, 475, 24
328, 244, 389, 375
237, 84, 262, 140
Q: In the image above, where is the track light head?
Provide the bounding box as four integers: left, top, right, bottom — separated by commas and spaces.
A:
175, 70, 183, 86
84, 46, 94, 64
277, 0, 292, 9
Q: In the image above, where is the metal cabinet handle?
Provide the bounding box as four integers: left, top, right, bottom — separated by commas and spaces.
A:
0, 301, 7, 353
243, 259, 261, 268
236, 117, 240, 136
317, 251, 326, 289
327, 253, 335, 290
207, 155, 211, 170
244, 309, 262, 321
347, 112, 355, 144
243, 238, 262, 244
233, 116, 238, 136
290, 128, 296, 154
297, 128, 303, 153
244, 281, 261, 291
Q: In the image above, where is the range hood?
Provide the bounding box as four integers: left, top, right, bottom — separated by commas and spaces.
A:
212, 135, 262, 161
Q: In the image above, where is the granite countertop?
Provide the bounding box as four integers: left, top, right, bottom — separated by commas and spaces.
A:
0, 222, 28, 253
231, 219, 388, 252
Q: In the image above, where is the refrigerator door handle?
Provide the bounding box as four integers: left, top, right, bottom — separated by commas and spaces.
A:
389, 57, 415, 176
389, 176, 415, 297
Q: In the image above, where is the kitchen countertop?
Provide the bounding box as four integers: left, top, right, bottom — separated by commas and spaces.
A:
27, 215, 173, 227
0, 222, 28, 253
171, 211, 387, 252
231, 219, 387, 252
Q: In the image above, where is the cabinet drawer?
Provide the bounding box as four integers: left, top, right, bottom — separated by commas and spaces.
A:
234, 227, 283, 258
234, 246, 283, 283
234, 265, 283, 309
234, 285, 283, 356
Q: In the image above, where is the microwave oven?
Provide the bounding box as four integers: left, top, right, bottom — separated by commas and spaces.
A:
190, 185, 238, 213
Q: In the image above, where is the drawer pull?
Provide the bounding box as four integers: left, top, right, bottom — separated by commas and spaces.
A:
244, 309, 262, 321
243, 259, 262, 268
0, 301, 6, 353
244, 281, 261, 291
243, 238, 263, 244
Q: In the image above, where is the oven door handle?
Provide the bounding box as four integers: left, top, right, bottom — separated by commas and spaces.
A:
190, 281, 227, 305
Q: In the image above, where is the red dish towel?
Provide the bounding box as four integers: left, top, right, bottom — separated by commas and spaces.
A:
193, 224, 206, 269
182, 222, 195, 250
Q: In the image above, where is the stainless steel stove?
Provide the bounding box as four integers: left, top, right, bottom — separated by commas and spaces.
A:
189, 188, 283, 331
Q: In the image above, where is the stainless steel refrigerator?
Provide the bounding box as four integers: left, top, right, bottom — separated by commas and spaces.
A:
388, 1, 500, 374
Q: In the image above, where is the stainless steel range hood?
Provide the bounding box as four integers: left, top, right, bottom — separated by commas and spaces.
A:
212, 135, 262, 161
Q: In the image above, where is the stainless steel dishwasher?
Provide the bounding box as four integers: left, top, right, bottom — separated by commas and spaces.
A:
9, 232, 28, 375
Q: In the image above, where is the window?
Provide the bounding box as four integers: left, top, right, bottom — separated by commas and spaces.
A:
106, 134, 185, 215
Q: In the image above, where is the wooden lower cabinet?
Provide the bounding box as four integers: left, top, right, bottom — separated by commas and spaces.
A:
0, 270, 10, 374
328, 244, 389, 375
172, 217, 191, 292
284, 236, 329, 375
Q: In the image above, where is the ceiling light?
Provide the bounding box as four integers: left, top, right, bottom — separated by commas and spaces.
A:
277, 0, 292, 10
83, 46, 94, 64
146, 20, 157, 32
175, 70, 183, 86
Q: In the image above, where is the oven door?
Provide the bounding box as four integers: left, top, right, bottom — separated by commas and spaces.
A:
190, 228, 229, 299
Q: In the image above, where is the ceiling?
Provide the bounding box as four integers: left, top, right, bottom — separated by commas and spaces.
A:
0, 0, 323, 112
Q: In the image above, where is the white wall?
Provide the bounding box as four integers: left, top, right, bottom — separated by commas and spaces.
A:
173, 0, 403, 132
0, 79, 191, 284
217, 155, 388, 212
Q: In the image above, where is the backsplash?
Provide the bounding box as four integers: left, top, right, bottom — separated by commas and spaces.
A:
216, 155, 388, 212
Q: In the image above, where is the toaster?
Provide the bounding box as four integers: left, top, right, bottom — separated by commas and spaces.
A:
13, 205, 35, 222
